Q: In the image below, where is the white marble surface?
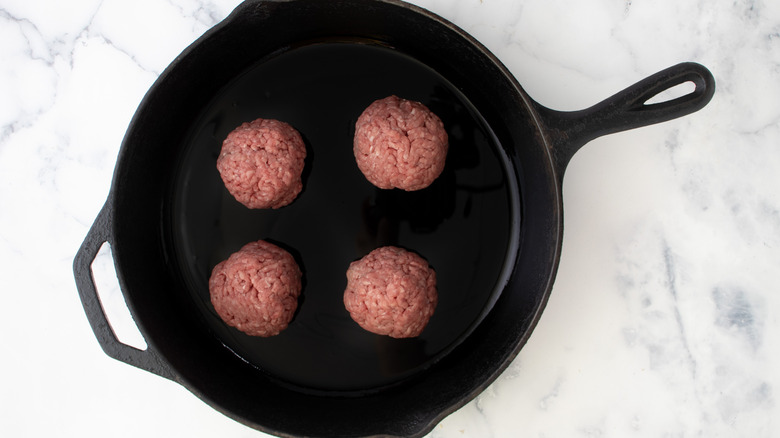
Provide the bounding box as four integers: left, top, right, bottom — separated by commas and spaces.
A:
1, 0, 779, 436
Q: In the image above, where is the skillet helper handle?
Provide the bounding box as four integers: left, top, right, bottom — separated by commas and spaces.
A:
73, 202, 175, 381
536, 62, 715, 175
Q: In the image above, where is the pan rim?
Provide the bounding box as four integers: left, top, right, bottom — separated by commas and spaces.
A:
101, 1, 564, 436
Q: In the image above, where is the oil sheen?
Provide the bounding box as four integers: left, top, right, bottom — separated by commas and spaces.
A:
171, 40, 517, 393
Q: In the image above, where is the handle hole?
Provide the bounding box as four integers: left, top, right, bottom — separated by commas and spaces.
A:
644, 80, 696, 105
91, 242, 148, 351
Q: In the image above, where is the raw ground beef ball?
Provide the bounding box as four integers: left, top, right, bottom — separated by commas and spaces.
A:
353, 95, 448, 191
209, 240, 302, 337
343, 246, 437, 338
216, 118, 306, 209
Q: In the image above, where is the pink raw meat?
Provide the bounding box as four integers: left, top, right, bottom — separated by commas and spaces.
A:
354, 95, 448, 191
217, 118, 306, 209
344, 246, 437, 338
209, 240, 302, 337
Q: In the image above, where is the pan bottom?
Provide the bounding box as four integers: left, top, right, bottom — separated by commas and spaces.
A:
170, 40, 519, 393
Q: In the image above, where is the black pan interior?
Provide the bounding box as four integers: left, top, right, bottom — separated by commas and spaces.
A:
169, 39, 520, 393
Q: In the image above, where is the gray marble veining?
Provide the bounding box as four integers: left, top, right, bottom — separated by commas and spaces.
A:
1, 0, 779, 436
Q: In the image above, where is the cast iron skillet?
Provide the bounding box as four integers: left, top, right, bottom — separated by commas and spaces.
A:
73, 0, 715, 437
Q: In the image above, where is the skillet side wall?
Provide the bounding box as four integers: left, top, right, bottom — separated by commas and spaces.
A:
108, 0, 563, 437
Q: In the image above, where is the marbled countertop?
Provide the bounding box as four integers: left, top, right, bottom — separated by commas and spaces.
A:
2, 0, 779, 436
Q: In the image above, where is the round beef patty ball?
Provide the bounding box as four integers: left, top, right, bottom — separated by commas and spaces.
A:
344, 246, 437, 338
209, 240, 302, 337
354, 95, 448, 191
217, 118, 306, 209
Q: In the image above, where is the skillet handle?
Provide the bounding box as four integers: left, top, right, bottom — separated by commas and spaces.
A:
535, 62, 715, 176
73, 202, 175, 381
